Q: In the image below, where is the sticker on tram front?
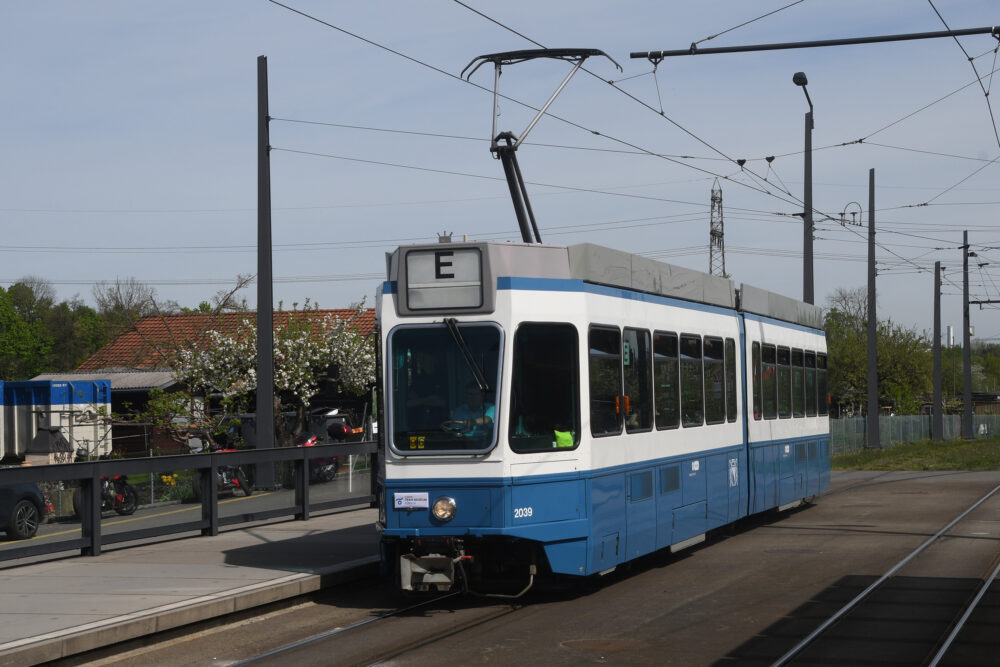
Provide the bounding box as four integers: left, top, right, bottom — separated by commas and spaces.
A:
394, 492, 429, 509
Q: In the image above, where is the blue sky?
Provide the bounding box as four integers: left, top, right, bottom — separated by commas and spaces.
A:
3, 1, 999, 342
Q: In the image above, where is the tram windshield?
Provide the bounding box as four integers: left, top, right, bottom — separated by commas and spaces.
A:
389, 323, 501, 453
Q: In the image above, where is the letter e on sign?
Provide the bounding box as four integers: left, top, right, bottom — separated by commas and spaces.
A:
405, 247, 483, 310
434, 251, 454, 279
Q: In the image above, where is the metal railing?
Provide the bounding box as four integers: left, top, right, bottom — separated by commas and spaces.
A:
0, 441, 377, 563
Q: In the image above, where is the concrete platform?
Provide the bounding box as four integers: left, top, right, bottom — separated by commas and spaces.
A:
0, 507, 380, 666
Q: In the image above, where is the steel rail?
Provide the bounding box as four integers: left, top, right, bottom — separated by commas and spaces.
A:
232, 591, 463, 665
928, 555, 1000, 666
772, 481, 1000, 666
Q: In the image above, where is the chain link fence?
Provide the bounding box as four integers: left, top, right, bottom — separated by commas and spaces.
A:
830, 415, 1000, 455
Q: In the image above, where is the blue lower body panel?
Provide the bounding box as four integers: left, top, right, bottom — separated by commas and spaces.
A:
381, 438, 828, 585
750, 435, 831, 511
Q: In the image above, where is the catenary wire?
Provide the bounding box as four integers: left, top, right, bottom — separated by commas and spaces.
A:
689, 0, 807, 47
926, 0, 1000, 149
269, 0, 992, 294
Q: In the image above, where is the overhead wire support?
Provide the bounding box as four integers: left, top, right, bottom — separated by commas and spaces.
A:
631, 25, 1000, 60
461, 48, 622, 244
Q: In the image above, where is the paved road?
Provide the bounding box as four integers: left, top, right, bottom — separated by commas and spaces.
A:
80, 470, 1000, 666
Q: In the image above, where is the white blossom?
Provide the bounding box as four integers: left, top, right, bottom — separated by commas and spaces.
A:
173, 302, 374, 409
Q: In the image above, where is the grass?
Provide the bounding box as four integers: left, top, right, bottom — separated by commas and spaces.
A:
832, 436, 1000, 471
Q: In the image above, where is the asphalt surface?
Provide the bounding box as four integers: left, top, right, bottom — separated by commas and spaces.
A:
2, 470, 1000, 666
0, 506, 380, 666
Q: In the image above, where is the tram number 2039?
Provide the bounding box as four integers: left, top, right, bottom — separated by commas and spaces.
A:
513, 506, 534, 519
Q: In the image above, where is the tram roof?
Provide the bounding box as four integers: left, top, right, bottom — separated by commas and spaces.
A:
567, 243, 824, 329
567, 243, 735, 309
386, 240, 824, 328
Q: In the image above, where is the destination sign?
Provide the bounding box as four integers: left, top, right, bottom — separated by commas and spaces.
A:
405, 247, 483, 310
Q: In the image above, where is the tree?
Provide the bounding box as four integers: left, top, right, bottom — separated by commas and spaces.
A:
42, 298, 108, 372
0, 285, 50, 380
824, 287, 931, 415
165, 301, 374, 446
92, 277, 158, 339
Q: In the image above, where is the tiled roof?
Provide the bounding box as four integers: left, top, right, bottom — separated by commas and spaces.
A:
77, 309, 375, 372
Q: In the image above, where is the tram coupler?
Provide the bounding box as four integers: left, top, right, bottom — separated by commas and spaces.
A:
398, 537, 467, 592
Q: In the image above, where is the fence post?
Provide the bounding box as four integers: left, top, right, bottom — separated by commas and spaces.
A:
81, 474, 102, 556
294, 447, 310, 521
200, 459, 219, 536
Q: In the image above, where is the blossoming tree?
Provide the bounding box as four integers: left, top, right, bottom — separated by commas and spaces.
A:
166, 301, 374, 446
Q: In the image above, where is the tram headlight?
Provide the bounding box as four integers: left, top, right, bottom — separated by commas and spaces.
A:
431, 496, 457, 522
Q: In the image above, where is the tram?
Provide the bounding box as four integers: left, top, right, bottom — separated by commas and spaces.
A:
376, 48, 828, 594
375, 240, 829, 593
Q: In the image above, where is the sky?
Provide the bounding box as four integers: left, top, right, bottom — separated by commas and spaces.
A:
3, 1, 1000, 342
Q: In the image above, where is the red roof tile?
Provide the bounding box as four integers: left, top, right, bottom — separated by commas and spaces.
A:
77, 308, 375, 372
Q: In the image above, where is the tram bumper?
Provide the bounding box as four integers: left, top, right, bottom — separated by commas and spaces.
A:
395, 537, 465, 592
400, 552, 457, 592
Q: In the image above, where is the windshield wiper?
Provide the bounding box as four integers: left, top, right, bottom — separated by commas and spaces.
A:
444, 318, 491, 393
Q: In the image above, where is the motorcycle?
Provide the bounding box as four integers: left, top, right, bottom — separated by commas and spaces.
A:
294, 433, 341, 484
191, 445, 255, 501
72, 475, 138, 517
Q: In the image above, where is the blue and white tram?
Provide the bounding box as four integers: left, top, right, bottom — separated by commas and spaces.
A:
376, 240, 829, 593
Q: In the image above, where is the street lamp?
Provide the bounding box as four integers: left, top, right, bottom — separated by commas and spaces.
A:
793, 71, 814, 304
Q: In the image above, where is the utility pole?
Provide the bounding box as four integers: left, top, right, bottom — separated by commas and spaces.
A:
708, 179, 726, 276
256, 56, 276, 485
962, 231, 973, 439
866, 169, 879, 449
793, 72, 815, 305
933, 261, 943, 441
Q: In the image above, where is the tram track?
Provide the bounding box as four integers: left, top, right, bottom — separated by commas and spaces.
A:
234, 591, 523, 666
772, 480, 1000, 666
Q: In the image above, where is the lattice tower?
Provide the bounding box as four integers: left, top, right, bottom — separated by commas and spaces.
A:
709, 178, 726, 277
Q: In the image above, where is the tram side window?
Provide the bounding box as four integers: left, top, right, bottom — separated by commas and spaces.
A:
752, 342, 762, 420
817, 353, 829, 416
509, 323, 581, 453
792, 348, 805, 418
680, 334, 704, 427
704, 337, 725, 425
624, 328, 653, 433
777, 346, 791, 418
805, 351, 817, 416
762, 344, 777, 420
590, 327, 623, 437
725, 337, 737, 422
654, 331, 680, 430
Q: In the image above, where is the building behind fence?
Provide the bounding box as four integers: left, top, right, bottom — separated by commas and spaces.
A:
830, 415, 999, 455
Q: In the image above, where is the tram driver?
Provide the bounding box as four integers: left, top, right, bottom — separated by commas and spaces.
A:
448, 382, 495, 434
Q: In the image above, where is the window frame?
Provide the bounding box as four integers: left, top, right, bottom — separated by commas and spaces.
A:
791, 348, 805, 418
703, 336, 726, 425
725, 337, 737, 423
623, 327, 653, 434
777, 345, 792, 419
508, 322, 581, 453
588, 325, 624, 438
679, 333, 704, 428
653, 330, 680, 431
761, 343, 777, 420
805, 351, 817, 417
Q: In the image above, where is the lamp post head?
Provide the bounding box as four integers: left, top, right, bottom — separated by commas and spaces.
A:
792, 72, 812, 112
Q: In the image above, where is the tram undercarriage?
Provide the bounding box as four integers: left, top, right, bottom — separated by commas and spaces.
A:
388, 535, 545, 596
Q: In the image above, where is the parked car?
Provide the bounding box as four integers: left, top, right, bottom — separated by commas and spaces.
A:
0, 482, 45, 540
